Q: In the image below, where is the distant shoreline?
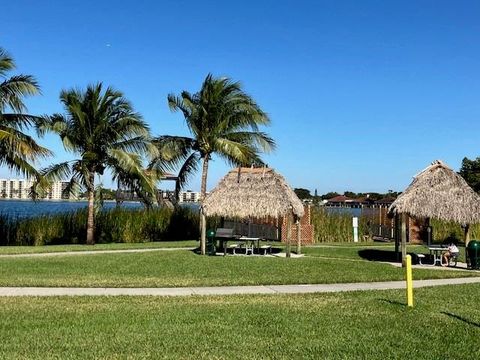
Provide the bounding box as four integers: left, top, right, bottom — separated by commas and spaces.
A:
0, 199, 142, 203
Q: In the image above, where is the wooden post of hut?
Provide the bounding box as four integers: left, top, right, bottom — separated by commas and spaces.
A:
378, 205, 383, 238
286, 212, 292, 258
401, 213, 407, 266
464, 224, 470, 264
464, 224, 470, 246
296, 217, 302, 255
394, 214, 400, 261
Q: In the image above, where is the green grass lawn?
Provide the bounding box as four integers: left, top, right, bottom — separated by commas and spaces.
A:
0, 249, 476, 288
0, 240, 198, 254
0, 284, 479, 359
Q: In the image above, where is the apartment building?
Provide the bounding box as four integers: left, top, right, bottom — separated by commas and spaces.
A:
178, 190, 202, 203
0, 179, 75, 200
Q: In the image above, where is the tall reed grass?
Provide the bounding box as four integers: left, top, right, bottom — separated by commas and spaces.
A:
430, 219, 480, 243
310, 208, 368, 243
5, 204, 476, 246
0, 206, 202, 246
310, 206, 480, 244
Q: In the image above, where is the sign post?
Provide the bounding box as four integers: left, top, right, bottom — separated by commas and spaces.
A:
353, 217, 359, 243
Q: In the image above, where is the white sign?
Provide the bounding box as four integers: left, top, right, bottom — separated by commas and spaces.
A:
352, 217, 359, 228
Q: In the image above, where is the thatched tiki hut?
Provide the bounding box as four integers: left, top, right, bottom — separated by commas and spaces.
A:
388, 160, 480, 265
202, 167, 304, 256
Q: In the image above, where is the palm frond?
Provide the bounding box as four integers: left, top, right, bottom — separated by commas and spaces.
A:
213, 137, 259, 167
0, 48, 15, 76
175, 152, 200, 198
0, 151, 40, 179
222, 131, 276, 153
0, 75, 40, 113
40, 161, 74, 182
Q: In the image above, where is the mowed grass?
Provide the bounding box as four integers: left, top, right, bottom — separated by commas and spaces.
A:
0, 284, 479, 359
0, 249, 476, 287
0, 240, 197, 255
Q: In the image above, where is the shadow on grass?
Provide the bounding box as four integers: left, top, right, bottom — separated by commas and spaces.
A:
358, 249, 429, 265
441, 312, 480, 328
378, 298, 406, 307
358, 249, 400, 263
192, 246, 283, 256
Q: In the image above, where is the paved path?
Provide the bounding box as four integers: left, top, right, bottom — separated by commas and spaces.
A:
0, 247, 196, 258
0, 277, 479, 297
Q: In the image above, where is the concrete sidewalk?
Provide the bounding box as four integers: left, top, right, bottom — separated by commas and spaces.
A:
0, 247, 196, 258
1, 277, 479, 297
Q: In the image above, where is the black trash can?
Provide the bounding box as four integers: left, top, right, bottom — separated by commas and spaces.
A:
467, 240, 480, 269
206, 229, 216, 256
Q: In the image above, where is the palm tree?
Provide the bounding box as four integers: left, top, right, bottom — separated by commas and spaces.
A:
0, 48, 50, 179
150, 74, 275, 254
38, 83, 156, 244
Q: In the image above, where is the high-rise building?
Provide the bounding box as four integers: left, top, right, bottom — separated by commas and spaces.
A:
178, 190, 202, 203
0, 179, 77, 200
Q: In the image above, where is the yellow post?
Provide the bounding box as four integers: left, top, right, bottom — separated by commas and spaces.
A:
405, 254, 413, 307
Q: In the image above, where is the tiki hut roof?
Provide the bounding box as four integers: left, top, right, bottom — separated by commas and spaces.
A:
202, 167, 304, 219
388, 160, 480, 224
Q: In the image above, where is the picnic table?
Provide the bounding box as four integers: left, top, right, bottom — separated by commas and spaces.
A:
428, 245, 447, 266
219, 237, 260, 256
214, 228, 272, 256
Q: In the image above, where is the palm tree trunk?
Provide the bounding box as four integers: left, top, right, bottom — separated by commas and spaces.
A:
115, 178, 121, 208
200, 156, 209, 255
86, 172, 95, 245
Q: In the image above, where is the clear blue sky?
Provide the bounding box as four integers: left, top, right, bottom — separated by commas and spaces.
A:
3, 0, 480, 194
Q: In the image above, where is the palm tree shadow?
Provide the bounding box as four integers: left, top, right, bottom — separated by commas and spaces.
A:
441, 312, 480, 328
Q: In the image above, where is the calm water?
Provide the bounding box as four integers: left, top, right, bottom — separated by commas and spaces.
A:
324, 207, 362, 217
0, 200, 146, 218
0, 200, 359, 219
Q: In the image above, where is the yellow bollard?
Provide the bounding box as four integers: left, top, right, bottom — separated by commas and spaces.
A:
405, 254, 413, 307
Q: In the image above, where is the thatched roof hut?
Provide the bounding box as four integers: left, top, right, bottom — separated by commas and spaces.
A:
202, 167, 304, 219
388, 160, 480, 224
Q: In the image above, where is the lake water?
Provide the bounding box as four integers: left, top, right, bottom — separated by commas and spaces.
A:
0, 200, 146, 218
323, 207, 362, 217
0, 200, 361, 218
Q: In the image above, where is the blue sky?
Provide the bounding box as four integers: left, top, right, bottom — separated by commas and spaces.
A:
3, 0, 480, 194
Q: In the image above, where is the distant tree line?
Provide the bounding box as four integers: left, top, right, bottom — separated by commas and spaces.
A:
459, 157, 480, 193
293, 188, 401, 202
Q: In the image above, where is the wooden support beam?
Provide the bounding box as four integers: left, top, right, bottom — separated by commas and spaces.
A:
296, 218, 302, 255
286, 212, 292, 258
464, 224, 471, 247
464, 224, 470, 265
401, 213, 407, 267
394, 214, 400, 261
